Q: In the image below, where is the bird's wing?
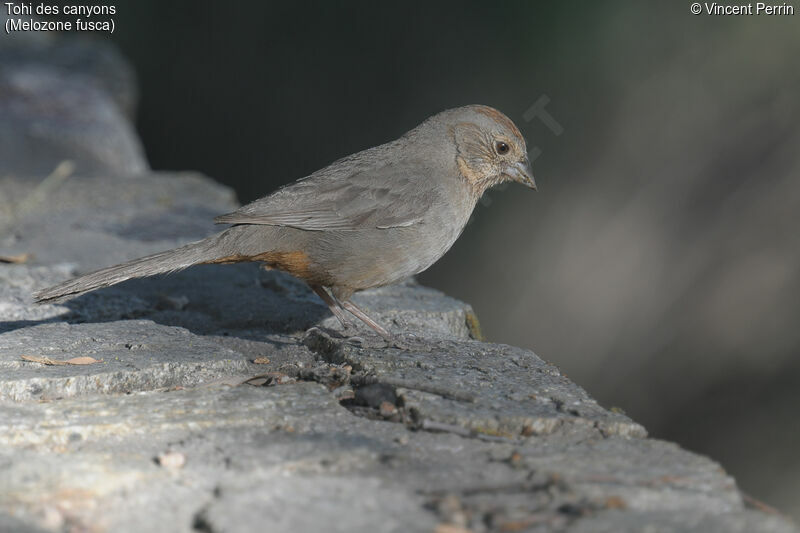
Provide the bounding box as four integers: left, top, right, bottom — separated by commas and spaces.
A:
215, 150, 439, 231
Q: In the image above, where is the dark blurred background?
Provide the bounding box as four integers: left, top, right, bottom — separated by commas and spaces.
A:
85, 0, 800, 519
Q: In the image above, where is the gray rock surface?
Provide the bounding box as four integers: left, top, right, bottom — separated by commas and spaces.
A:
0, 172, 237, 271
0, 31, 796, 533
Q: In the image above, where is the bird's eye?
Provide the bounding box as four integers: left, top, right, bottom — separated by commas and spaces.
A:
495, 141, 510, 155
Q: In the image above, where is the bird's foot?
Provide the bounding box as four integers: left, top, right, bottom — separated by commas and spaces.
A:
375, 332, 409, 350
341, 330, 408, 350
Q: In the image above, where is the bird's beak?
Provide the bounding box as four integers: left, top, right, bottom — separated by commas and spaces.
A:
504, 158, 537, 190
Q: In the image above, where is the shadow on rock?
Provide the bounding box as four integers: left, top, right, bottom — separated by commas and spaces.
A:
2, 264, 331, 341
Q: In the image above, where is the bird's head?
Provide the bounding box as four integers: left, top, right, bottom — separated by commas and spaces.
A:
444, 105, 536, 196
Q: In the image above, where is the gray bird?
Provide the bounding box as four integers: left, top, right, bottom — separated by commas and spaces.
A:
35, 105, 536, 343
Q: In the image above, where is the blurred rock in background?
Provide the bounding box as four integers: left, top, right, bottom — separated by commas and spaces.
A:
93, 0, 800, 519
0, 10, 146, 177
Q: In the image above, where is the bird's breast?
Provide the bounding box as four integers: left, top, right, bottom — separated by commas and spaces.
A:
312, 187, 476, 291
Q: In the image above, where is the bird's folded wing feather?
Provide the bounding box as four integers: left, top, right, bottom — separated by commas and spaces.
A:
214, 151, 438, 231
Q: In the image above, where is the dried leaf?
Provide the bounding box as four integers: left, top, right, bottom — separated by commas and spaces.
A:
21, 355, 103, 366
64, 356, 103, 365
20, 355, 64, 365
0, 253, 31, 264
253, 357, 271, 364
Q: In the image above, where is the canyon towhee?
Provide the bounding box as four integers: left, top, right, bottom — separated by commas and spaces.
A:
35, 105, 536, 343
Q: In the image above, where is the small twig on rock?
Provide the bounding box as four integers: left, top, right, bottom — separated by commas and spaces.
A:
0, 253, 31, 264
420, 477, 561, 497
419, 419, 513, 443
742, 493, 785, 516
420, 419, 473, 438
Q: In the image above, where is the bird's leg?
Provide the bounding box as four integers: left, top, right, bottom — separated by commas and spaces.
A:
309, 284, 353, 330
340, 299, 403, 347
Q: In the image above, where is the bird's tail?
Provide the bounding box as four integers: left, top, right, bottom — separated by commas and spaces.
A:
34, 234, 224, 304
